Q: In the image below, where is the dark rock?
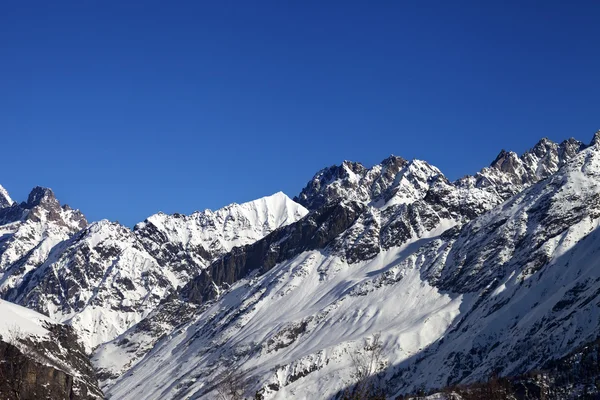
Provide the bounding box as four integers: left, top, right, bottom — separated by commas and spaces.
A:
182, 201, 365, 304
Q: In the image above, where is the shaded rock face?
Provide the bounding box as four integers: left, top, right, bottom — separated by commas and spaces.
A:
0, 342, 77, 400
182, 201, 365, 304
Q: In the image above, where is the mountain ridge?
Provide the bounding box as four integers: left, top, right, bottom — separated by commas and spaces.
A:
97, 131, 600, 399
2, 131, 600, 399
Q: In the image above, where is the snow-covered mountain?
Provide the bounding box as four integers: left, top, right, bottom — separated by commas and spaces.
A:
0, 187, 87, 299
0, 299, 102, 399
4, 133, 600, 400
294, 137, 583, 212
95, 134, 600, 399
0, 190, 308, 351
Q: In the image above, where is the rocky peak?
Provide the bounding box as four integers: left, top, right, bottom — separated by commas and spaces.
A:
341, 160, 368, 176
530, 137, 555, 157
380, 155, 408, 169
295, 156, 439, 211
590, 129, 600, 147
20, 187, 86, 230
558, 138, 585, 164
490, 149, 521, 173
24, 186, 58, 209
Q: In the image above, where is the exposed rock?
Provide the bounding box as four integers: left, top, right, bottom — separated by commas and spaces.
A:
182, 200, 365, 304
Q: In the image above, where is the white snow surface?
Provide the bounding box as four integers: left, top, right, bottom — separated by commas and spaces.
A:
0, 298, 53, 339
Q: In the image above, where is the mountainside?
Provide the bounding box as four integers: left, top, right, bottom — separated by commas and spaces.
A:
0, 299, 102, 399
3, 133, 600, 400
0, 187, 87, 301
0, 190, 307, 351
97, 134, 600, 400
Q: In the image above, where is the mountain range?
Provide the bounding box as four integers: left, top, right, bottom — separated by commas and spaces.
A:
2, 131, 600, 399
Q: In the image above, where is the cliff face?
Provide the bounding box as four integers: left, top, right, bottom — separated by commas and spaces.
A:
1, 341, 77, 400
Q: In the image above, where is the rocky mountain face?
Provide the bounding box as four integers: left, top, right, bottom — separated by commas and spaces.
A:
96, 134, 600, 400
0, 187, 87, 300
134, 191, 308, 280
407, 336, 600, 399
0, 299, 102, 399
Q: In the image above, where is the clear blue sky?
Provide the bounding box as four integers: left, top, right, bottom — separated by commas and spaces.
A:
1, 1, 599, 226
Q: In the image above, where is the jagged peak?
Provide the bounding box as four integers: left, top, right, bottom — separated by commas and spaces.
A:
530, 137, 557, 157
536, 137, 554, 145
83, 219, 132, 238
490, 149, 520, 170
25, 186, 58, 209
560, 137, 582, 146
380, 154, 407, 166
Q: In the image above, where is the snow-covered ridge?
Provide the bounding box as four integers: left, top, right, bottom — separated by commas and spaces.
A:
136, 191, 308, 253
297, 137, 585, 214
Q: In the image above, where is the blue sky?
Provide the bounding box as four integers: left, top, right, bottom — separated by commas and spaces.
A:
1, 1, 599, 226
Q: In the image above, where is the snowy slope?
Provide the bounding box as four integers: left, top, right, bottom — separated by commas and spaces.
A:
0, 298, 54, 338
101, 132, 600, 399
385, 132, 600, 394
104, 235, 462, 400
